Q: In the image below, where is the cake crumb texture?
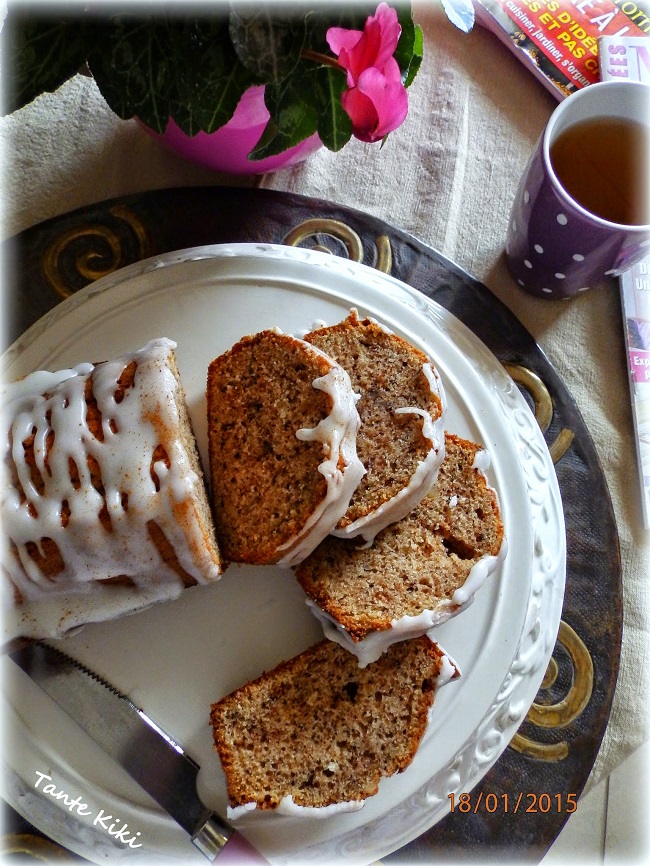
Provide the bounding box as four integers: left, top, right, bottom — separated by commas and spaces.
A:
305, 311, 443, 529
210, 636, 450, 811
295, 434, 504, 641
207, 330, 338, 564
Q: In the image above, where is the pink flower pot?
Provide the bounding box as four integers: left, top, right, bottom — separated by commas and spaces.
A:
138, 85, 322, 175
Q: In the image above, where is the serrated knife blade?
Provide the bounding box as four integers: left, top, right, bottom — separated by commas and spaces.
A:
10, 641, 268, 863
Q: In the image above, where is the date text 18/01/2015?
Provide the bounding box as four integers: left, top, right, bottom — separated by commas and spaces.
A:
448, 792, 578, 814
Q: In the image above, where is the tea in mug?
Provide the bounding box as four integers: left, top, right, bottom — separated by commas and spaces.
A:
549, 116, 650, 226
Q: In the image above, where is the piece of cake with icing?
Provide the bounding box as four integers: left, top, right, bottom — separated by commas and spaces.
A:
304, 310, 446, 545
295, 434, 506, 666
206, 329, 364, 567
1, 337, 223, 643
210, 636, 459, 818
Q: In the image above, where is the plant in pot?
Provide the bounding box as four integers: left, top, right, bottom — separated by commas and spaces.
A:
2, 1, 475, 174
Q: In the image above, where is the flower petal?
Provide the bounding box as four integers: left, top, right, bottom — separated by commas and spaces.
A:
326, 27, 363, 59
326, 3, 409, 143
355, 66, 408, 138
326, 2, 402, 85
341, 87, 379, 142
368, 3, 402, 69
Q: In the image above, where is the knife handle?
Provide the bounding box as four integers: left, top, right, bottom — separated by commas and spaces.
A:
215, 831, 270, 864
192, 814, 269, 864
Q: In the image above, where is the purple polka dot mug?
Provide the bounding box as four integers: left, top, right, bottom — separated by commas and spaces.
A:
505, 80, 650, 300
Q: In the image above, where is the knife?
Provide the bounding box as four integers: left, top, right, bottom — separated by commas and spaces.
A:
10, 641, 268, 864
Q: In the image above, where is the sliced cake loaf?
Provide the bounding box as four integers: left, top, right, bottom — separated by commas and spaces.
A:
210, 636, 459, 816
206, 329, 364, 567
295, 434, 506, 666
304, 310, 446, 545
1, 338, 223, 641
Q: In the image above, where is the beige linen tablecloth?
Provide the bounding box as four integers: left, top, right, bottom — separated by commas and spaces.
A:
1, 2, 647, 796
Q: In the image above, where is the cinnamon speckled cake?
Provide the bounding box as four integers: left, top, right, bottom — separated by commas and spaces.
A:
304, 310, 446, 545
206, 329, 364, 567
210, 636, 459, 817
295, 434, 506, 666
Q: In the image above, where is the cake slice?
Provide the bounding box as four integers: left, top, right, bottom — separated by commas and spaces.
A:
210, 636, 459, 817
295, 434, 506, 666
1, 338, 223, 641
206, 329, 364, 567
304, 310, 446, 545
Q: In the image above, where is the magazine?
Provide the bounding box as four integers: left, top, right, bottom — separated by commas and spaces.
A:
474, 0, 650, 99
620, 263, 650, 528
599, 35, 650, 527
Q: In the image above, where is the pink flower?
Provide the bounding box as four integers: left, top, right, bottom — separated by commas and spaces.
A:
327, 3, 408, 143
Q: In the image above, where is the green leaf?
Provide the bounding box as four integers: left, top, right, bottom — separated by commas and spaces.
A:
167, 20, 256, 135
87, 14, 255, 135
250, 69, 319, 160
229, 3, 306, 84
312, 65, 352, 152
2, 7, 89, 114
394, 4, 422, 87
403, 23, 423, 89
250, 59, 353, 160
2, 3, 422, 142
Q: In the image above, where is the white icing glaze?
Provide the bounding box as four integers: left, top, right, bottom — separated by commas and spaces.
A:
2, 365, 94, 404
453, 540, 508, 606
1, 338, 221, 638
308, 602, 454, 668
227, 795, 366, 821
227, 802, 259, 820
332, 362, 447, 546
472, 448, 492, 473
276, 344, 365, 568
451, 447, 508, 607
355, 310, 393, 336
365, 317, 394, 334
301, 309, 393, 341
426, 652, 461, 724
295, 319, 328, 339
438, 650, 461, 686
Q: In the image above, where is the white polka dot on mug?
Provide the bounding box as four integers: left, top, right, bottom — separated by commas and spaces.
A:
505, 81, 650, 299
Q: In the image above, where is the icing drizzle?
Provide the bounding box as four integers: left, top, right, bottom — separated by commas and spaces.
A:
276, 343, 365, 568
1, 338, 220, 611
331, 362, 447, 546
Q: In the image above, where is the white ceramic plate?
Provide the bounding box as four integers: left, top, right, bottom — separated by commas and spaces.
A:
1, 244, 566, 865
